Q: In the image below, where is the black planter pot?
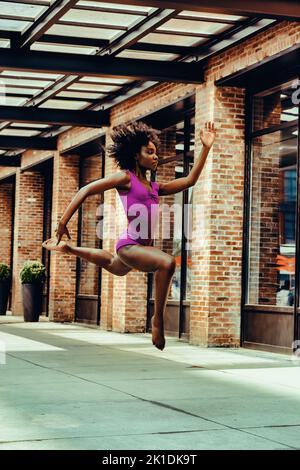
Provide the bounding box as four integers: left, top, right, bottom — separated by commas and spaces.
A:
22, 282, 44, 322
0, 280, 10, 315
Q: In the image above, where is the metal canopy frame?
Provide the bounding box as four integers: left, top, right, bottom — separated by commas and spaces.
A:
0, 0, 280, 158
0, 48, 204, 82
0, 105, 109, 127
103, 1, 300, 21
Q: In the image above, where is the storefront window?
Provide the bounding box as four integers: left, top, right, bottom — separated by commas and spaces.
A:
247, 81, 298, 307
185, 165, 194, 299
78, 154, 103, 296
252, 80, 298, 131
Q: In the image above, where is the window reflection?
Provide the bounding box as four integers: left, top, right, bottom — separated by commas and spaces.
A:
78, 153, 103, 296
253, 79, 298, 131
248, 81, 298, 307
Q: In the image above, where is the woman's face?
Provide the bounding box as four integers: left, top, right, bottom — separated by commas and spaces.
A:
135, 140, 158, 171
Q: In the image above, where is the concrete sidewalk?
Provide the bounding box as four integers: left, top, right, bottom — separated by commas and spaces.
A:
0, 316, 299, 450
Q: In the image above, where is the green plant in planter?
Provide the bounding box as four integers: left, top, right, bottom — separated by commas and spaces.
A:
0, 263, 11, 282
20, 260, 46, 284
20, 261, 46, 322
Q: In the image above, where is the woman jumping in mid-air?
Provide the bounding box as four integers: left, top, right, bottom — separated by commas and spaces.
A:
42, 120, 216, 350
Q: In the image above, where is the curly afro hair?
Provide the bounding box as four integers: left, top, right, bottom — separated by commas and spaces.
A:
107, 120, 160, 171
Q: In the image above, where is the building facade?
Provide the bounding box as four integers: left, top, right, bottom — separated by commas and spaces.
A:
1, 20, 300, 354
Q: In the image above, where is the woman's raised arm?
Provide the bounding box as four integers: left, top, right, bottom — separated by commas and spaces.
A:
158, 121, 216, 196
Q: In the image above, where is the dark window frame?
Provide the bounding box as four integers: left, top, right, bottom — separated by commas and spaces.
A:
241, 77, 300, 350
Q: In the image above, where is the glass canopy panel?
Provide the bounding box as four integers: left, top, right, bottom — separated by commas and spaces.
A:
4, 87, 39, 95
117, 50, 179, 61
31, 43, 96, 54
139, 32, 207, 47
57, 90, 106, 99
61, 9, 142, 28
0, 129, 40, 137
76, 1, 153, 13
178, 11, 246, 21
0, 19, 32, 31
0, 77, 53, 88
158, 18, 232, 35
10, 123, 50, 128
0, 71, 61, 80
0, 39, 10, 47
230, 19, 274, 40
47, 24, 118, 39
68, 83, 120, 92
2, 96, 27, 105
0, 2, 47, 19
39, 99, 90, 109
79, 76, 130, 85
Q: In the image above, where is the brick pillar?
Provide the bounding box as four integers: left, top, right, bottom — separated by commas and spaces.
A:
190, 83, 245, 347
11, 170, 44, 315
0, 181, 14, 266
100, 133, 117, 331
48, 151, 79, 322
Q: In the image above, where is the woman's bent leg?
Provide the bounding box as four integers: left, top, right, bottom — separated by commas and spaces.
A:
42, 239, 132, 276
66, 245, 133, 276
117, 245, 176, 349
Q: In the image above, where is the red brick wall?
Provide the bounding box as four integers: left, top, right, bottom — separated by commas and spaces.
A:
100, 138, 117, 330
11, 170, 44, 315
189, 84, 245, 347
48, 150, 79, 322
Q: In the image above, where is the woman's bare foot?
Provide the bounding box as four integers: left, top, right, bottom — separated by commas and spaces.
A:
42, 238, 73, 253
151, 315, 165, 351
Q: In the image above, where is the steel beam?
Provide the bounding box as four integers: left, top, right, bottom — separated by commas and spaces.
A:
0, 49, 204, 83
101, 1, 300, 21
0, 106, 110, 128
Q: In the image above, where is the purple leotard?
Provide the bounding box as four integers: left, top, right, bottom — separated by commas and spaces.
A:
115, 169, 160, 253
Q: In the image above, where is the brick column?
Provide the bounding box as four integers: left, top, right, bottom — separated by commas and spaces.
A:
190, 83, 245, 347
11, 170, 44, 315
0, 181, 14, 267
48, 151, 79, 322
99, 133, 117, 331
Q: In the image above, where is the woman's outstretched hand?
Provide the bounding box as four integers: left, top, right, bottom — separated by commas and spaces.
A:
200, 121, 216, 149
55, 221, 71, 245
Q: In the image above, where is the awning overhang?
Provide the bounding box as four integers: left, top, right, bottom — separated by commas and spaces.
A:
215, 44, 300, 92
